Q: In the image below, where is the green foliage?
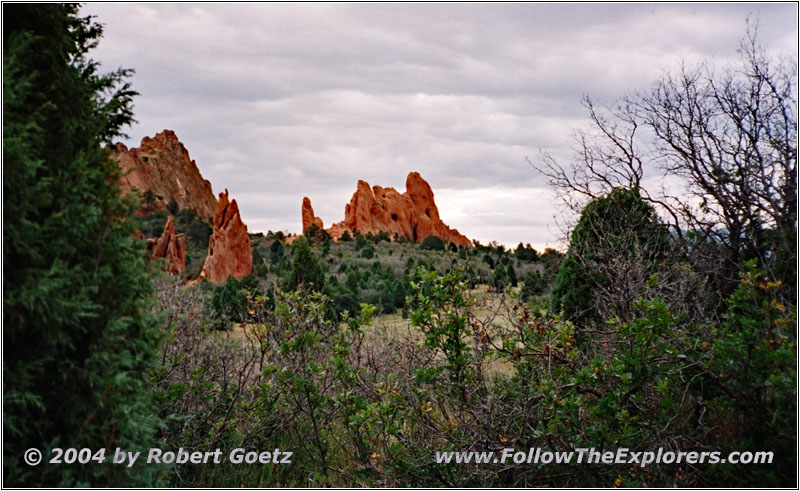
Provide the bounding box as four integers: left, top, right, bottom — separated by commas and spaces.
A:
514, 242, 538, 261
345, 270, 360, 293
321, 238, 331, 257
148, 258, 796, 487
3, 4, 161, 486
252, 247, 269, 277
178, 209, 212, 247
491, 264, 508, 291
520, 270, 548, 301
287, 236, 325, 292
142, 189, 160, 213
304, 223, 331, 245
354, 232, 368, 250
339, 229, 352, 241
704, 260, 796, 485
420, 235, 446, 251
409, 269, 475, 398
552, 187, 672, 328
131, 209, 210, 280
269, 237, 285, 264
304, 223, 322, 239
371, 230, 391, 243
360, 244, 375, 259
166, 198, 179, 215
210, 275, 258, 328
506, 263, 517, 287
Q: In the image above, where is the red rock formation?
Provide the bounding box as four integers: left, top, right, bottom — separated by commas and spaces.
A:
151, 215, 186, 275
301, 197, 324, 233
111, 130, 217, 220
307, 172, 471, 247
197, 189, 252, 283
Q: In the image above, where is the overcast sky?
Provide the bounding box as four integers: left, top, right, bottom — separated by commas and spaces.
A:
83, 3, 797, 250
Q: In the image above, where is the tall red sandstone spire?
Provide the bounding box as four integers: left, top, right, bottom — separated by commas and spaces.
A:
197, 189, 253, 283
301, 197, 324, 233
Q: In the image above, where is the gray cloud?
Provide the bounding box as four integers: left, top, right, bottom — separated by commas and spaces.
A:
83, 3, 797, 250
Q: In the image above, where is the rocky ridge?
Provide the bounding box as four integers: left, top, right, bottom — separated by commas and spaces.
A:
302, 172, 471, 247
112, 130, 217, 221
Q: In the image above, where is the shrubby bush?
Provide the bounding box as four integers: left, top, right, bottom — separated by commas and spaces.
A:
210, 275, 259, 328
420, 235, 446, 251
361, 244, 375, 259
552, 187, 675, 329
520, 270, 548, 301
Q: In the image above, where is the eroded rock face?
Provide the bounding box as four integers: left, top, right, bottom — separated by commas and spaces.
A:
112, 130, 217, 220
301, 197, 324, 233
305, 172, 471, 247
197, 189, 252, 283
151, 215, 186, 275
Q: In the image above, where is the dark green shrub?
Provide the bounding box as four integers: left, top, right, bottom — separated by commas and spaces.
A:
354, 233, 367, 250
345, 271, 360, 293
210, 276, 255, 327
420, 235, 446, 251
286, 236, 324, 292
552, 187, 673, 328
361, 245, 375, 259
520, 270, 548, 300
506, 263, 517, 286
269, 238, 285, 264
492, 264, 508, 292
514, 243, 538, 261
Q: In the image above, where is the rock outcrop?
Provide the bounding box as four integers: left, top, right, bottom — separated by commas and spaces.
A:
304, 172, 471, 247
112, 130, 217, 220
151, 215, 186, 275
197, 189, 252, 283
301, 197, 324, 233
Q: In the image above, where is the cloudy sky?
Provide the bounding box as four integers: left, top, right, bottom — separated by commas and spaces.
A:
83, 3, 797, 250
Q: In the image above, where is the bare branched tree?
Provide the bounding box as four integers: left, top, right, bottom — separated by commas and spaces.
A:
533, 22, 797, 307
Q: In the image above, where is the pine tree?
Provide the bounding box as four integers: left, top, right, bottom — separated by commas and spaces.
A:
287, 236, 325, 292
3, 5, 161, 486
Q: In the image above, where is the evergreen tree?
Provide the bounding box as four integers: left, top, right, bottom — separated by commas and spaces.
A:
506, 263, 518, 287
492, 264, 507, 292
321, 237, 331, 257
3, 4, 161, 486
520, 270, 548, 301
420, 235, 446, 251
551, 187, 672, 329
354, 232, 367, 250
287, 236, 324, 292
345, 270, 360, 293
269, 238, 284, 264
